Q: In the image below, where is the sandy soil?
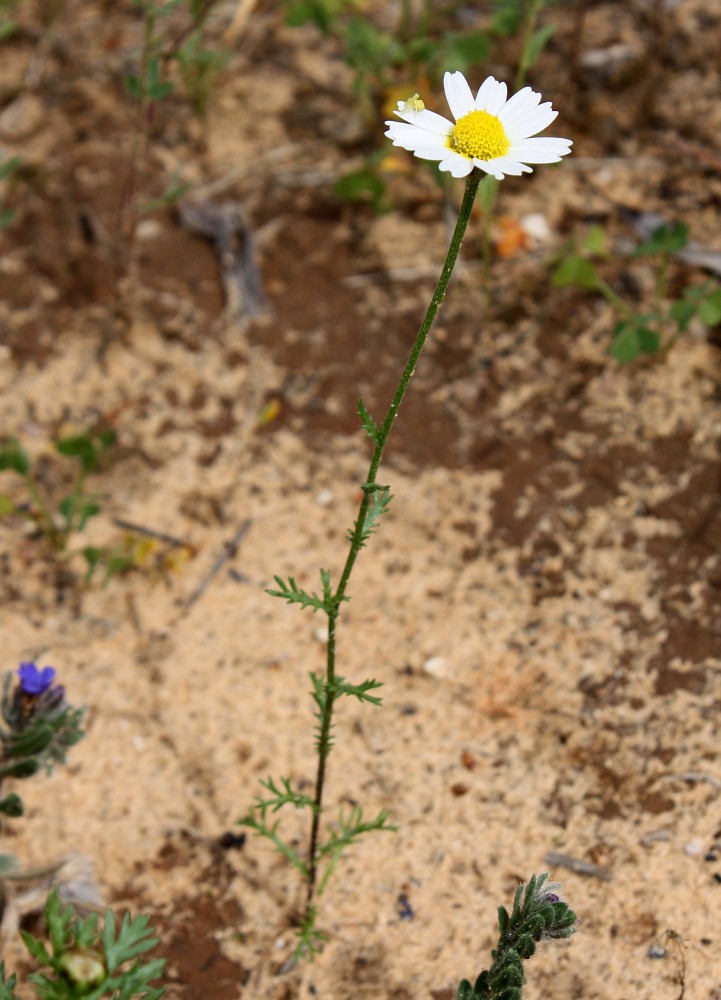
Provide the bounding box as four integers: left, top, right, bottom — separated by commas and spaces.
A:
1, 1, 721, 998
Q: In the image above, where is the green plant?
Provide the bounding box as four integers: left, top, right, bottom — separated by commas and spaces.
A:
0, 155, 22, 229
0, 889, 165, 1000
174, 0, 229, 121
0, 0, 20, 43
455, 874, 576, 1000
552, 222, 721, 363
241, 70, 572, 959
285, 0, 556, 119
0, 426, 116, 554
0, 664, 84, 826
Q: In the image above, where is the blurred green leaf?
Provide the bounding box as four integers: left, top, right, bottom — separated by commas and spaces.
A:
698, 289, 721, 326
0, 494, 15, 516
0, 439, 29, 476
0, 793, 23, 818
342, 17, 401, 79
97, 428, 116, 450
632, 221, 689, 257
524, 22, 556, 68
0, 155, 21, 180
334, 166, 387, 213
147, 55, 174, 100
582, 225, 607, 256
552, 254, 599, 290
0, 20, 17, 42
438, 30, 492, 73
636, 325, 661, 355
611, 322, 640, 363
491, 0, 523, 35
611, 321, 662, 363
55, 434, 97, 471
124, 74, 142, 100
285, 0, 352, 32
669, 298, 696, 332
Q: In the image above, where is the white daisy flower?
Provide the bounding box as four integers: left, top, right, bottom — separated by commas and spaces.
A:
385, 71, 572, 180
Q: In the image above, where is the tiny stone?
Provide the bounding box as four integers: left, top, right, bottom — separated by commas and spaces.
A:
647, 944, 666, 959
315, 488, 333, 506
313, 626, 328, 643
274, 938, 286, 950
520, 212, 552, 245
135, 219, 163, 241
684, 838, 704, 856
423, 656, 447, 678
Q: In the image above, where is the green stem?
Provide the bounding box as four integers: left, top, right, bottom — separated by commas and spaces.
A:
595, 275, 635, 319
22, 475, 60, 549
304, 170, 482, 915
515, 0, 544, 91
655, 252, 669, 307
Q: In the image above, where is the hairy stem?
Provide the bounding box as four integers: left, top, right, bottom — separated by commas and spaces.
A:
304, 170, 482, 914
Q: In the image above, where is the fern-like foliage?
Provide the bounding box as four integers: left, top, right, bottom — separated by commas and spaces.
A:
357, 397, 379, 443
20, 889, 165, 1000
347, 486, 392, 549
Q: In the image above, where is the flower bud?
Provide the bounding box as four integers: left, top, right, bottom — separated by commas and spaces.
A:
60, 947, 106, 986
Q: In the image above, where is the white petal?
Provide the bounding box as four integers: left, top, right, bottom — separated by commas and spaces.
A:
439, 153, 475, 178
472, 159, 505, 180
475, 76, 507, 115
413, 146, 454, 162
393, 108, 454, 133
500, 94, 545, 131
485, 156, 532, 176
509, 137, 573, 163
504, 104, 558, 140
385, 122, 449, 151
444, 71, 475, 120
497, 87, 540, 125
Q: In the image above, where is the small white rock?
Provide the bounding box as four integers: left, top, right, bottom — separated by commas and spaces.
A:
520, 213, 552, 246
684, 837, 704, 857
423, 656, 447, 678
135, 219, 163, 242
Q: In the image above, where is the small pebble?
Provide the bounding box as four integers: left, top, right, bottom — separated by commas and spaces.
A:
647, 944, 666, 959
684, 837, 704, 857
315, 488, 333, 506
135, 219, 163, 241
423, 656, 447, 678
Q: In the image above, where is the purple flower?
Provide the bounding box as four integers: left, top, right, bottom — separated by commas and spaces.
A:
17, 662, 56, 696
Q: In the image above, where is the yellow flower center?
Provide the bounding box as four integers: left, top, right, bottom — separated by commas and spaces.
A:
451, 109, 510, 161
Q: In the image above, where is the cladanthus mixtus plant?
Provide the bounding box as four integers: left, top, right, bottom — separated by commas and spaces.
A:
0, 663, 166, 1000
241, 67, 573, 960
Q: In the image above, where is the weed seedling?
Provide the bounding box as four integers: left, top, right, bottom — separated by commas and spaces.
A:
0, 426, 115, 555
552, 221, 721, 362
